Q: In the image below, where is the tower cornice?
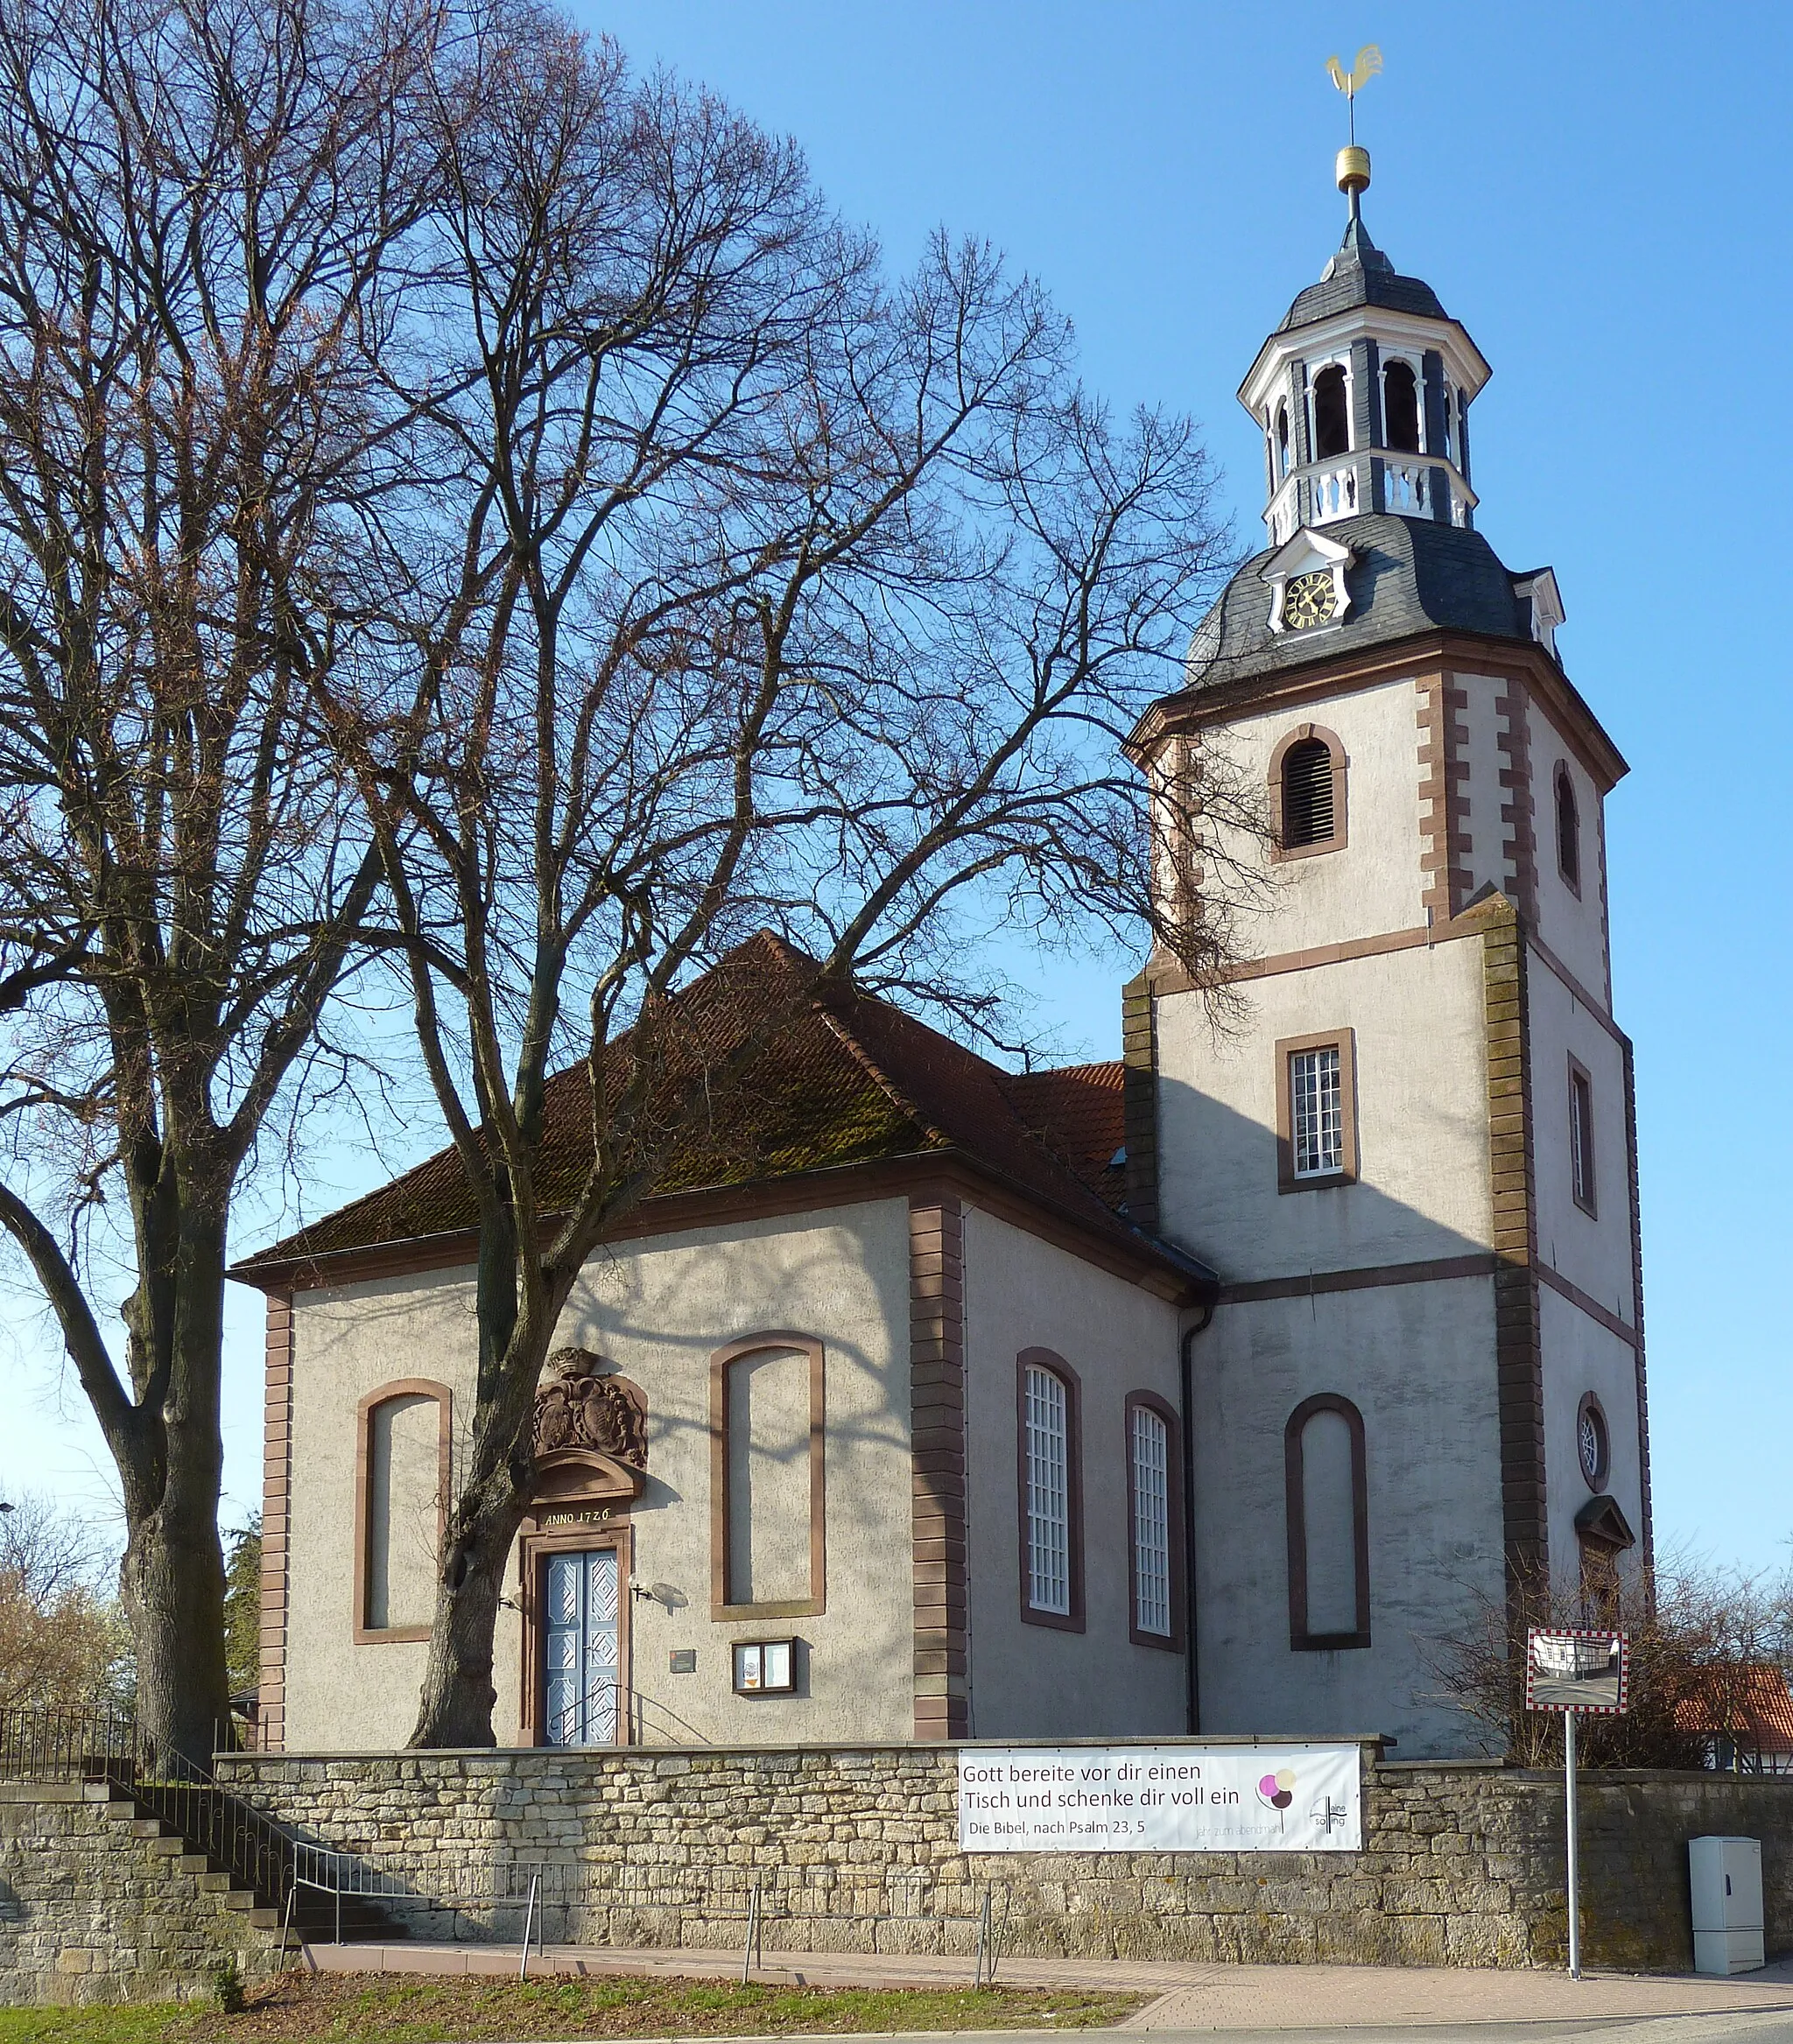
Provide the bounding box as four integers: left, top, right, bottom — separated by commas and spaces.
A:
1129, 628, 1628, 794
1239, 303, 1490, 420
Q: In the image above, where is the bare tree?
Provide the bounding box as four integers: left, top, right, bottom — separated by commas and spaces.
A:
1425, 1549, 1793, 1768
0, 1489, 131, 1713
319, 12, 1258, 1746
0, 0, 438, 1757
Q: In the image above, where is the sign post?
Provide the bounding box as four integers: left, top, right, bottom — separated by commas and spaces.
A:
1563, 1708, 1579, 1977
1526, 1628, 1628, 1980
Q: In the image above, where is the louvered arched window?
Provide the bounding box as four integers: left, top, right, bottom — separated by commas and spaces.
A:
1270, 724, 1347, 859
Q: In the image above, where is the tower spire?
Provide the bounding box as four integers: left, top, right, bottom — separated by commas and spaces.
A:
1325, 46, 1381, 227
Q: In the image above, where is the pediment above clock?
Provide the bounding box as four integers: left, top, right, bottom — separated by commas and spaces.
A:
1261, 526, 1355, 636
1259, 526, 1354, 583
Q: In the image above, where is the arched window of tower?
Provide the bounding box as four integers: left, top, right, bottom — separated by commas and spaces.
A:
1281, 737, 1336, 848
1311, 364, 1350, 460
1555, 764, 1581, 894
1275, 400, 1290, 478
1382, 359, 1421, 453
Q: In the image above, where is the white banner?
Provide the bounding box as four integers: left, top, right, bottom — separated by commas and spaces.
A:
958, 1743, 1362, 1853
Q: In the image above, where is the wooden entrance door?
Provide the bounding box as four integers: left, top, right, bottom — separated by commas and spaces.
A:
543, 1547, 622, 1745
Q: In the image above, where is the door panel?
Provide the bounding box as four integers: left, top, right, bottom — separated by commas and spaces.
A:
542, 1548, 622, 1746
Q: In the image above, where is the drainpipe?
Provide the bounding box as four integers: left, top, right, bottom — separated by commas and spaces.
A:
1180, 1292, 1217, 1735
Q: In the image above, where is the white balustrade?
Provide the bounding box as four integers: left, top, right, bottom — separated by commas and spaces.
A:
1261, 453, 1477, 538
1382, 460, 1432, 515
1311, 461, 1358, 524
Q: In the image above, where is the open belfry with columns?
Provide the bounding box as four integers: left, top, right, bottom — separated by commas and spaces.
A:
236, 141, 1648, 1765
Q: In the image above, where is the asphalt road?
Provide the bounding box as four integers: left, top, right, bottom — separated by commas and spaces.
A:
927, 2021, 1793, 2044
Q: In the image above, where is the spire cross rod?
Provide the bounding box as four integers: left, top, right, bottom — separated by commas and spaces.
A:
1325, 45, 1383, 149
1325, 46, 1381, 218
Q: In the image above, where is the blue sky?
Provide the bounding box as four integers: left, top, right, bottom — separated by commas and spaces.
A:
3, 3, 1787, 1577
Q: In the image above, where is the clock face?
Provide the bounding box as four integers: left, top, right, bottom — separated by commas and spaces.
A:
1282, 569, 1338, 631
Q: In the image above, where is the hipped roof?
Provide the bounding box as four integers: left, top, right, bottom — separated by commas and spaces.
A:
233, 933, 1211, 1296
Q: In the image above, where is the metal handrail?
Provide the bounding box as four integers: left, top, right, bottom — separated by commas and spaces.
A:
0, 1706, 296, 1913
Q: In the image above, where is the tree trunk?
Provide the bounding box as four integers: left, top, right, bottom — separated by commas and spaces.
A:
121, 1457, 232, 1764
409, 1197, 547, 1748
408, 1487, 528, 1748
119, 1202, 236, 1765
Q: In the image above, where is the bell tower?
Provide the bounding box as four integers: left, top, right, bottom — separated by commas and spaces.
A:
1241, 146, 1487, 548
1129, 143, 1650, 1757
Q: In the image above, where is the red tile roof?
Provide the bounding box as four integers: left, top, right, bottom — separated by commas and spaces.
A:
1001, 1063, 1128, 1210
1675, 1666, 1793, 1753
234, 934, 1193, 1288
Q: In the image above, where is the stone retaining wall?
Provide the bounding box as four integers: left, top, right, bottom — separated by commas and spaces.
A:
215, 1745, 1793, 1973
0, 1782, 287, 2005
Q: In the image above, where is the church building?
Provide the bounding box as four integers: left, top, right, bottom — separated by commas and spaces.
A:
236, 151, 1648, 1761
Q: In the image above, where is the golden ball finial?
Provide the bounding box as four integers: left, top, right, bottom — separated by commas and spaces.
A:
1336, 146, 1371, 196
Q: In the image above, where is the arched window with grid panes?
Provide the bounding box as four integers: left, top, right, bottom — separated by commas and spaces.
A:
1125, 1392, 1185, 1650
1016, 1350, 1083, 1631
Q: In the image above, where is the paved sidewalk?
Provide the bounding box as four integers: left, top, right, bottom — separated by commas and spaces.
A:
300, 1939, 1793, 2029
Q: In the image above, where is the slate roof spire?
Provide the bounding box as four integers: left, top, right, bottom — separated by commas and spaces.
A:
1240, 146, 1489, 549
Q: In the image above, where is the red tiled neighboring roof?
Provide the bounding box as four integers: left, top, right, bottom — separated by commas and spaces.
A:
1675, 1666, 1793, 1753
233, 934, 1190, 1284
1000, 1063, 1127, 1213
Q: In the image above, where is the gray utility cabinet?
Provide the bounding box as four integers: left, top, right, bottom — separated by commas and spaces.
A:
1689, 1835, 1764, 1976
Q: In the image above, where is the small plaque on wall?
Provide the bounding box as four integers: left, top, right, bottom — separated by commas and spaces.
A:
668, 1648, 697, 1675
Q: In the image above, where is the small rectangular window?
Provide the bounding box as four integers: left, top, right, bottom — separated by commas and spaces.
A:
732, 1639, 795, 1694
1291, 1046, 1343, 1177
1130, 1406, 1171, 1637
1570, 1061, 1597, 1216
1277, 1031, 1357, 1193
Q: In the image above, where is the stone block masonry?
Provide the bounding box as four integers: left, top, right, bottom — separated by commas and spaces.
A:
214, 1745, 1793, 1973
0, 1782, 288, 2005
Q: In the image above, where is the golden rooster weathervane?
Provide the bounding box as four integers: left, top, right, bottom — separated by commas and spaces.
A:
1325, 46, 1382, 206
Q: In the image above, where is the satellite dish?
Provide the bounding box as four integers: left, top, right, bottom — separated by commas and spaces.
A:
630, 1578, 688, 1610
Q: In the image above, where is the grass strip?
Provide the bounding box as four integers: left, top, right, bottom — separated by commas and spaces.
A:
0, 1970, 1143, 2043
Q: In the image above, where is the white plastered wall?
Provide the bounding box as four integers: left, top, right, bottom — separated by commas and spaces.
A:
960, 1206, 1187, 1738
1526, 693, 1612, 1003
1524, 953, 1644, 1580
280, 1198, 916, 1750
1527, 962, 1635, 1325
285, 1266, 478, 1749
1202, 676, 1426, 959
1156, 937, 1493, 1276
1540, 1285, 1645, 1582
1191, 1275, 1506, 1758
